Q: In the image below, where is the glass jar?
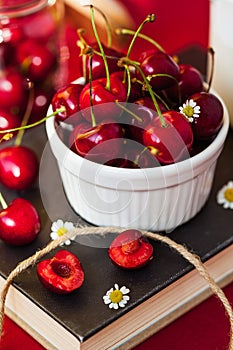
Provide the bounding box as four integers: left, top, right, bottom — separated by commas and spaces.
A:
0, 0, 65, 125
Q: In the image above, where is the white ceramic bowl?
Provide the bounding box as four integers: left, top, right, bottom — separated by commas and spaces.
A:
45, 96, 229, 232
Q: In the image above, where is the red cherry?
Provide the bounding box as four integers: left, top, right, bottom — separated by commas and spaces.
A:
52, 83, 84, 122
0, 20, 24, 44
0, 145, 39, 190
74, 121, 124, 163
138, 51, 180, 90
85, 42, 123, 81
29, 86, 53, 123
108, 229, 154, 269
79, 74, 127, 123
166, 64, 204, 103
124, 97, 168, 143
188, 92, 224, 141
37, 250, 85, 294
143, 110, 194, 165
0, 197, 40, 245
16, 39, 57, 82
106, 141, 159, 168
0, 68, 28, 113
0, 109, 21, 140
68, 121, 91, 151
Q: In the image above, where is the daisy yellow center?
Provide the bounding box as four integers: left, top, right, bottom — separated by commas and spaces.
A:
183, 106, 194, 117
224, 188, 233, 202
110, 290, 123, 303
57, 227, 68, 236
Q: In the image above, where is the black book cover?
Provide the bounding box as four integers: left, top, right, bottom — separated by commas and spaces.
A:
0, 119, 233, 344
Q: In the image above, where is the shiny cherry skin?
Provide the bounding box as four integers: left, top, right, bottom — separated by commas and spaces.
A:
0, 68, 28, 113
37, 250, 84, 294
166, 64, 204, 103
0, 198, 40, 246
69, 121, 91, 151
85, 42, 123, 81
0, 145, 39, 190
16, 39, 57, 82
52, 83, 84, 122
143, 110, 193, 165
74, 121, 124, 163
0, 109, 21, 140
79, 74, 127, 123
106, 141, 159, 168
108, 229, 154, 269
123, 97, 167, 143
188, 92, 224, 141
29, 86, 53, 123
138, 51, 180, 90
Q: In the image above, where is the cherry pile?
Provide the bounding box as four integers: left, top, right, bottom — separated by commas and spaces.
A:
52, 8, 224, 168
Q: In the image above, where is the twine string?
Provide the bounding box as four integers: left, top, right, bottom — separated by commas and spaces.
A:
0, 226, 232, 349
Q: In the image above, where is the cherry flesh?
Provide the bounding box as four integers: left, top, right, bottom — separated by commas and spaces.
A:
37, 250, 85, 294
108, 229, 154, 269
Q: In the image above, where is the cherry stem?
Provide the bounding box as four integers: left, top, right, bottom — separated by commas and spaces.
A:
0, 193, 7, 210
14, 81, 34, 147
90, 5, 110, 91
118, 57, 167, 127
126, 14, 156, 58
206, 47, 215, 93
115, 28, 165, 53
89, 55, 97, 127
84, 4, 112, 47
0, 107, 65, 135
115, 101, 143, 123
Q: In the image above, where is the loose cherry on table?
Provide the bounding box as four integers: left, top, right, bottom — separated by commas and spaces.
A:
0, 145, 39, 191
143, 110, 194, 165
0, 194, 40, 246
108, 229, 154, 269
37, 250, 85, 294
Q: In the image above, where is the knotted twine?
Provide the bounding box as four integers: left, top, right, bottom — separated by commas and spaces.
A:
0, 226, 233, 349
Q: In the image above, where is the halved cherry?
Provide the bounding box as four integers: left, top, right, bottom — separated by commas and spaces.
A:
108, 229, 153, 269
37, 250, 85, 294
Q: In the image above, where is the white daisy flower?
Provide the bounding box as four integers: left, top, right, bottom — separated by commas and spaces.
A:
50, 219, 75, 245
103, 283, 130, 310
179, 99, 201, 122
217, 181, 233, 209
